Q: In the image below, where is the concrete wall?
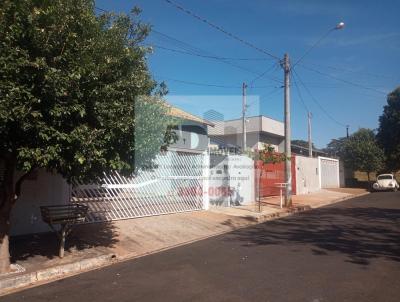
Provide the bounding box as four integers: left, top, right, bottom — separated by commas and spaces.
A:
261, 116, 284, 137
295, 156, 320, 195
209, 154, 254, 206
10, 170, 70, 236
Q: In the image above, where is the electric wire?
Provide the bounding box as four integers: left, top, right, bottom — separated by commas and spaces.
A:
146, 44, 270, 61
292, 73, 310, 113
154, 75, 277, 89
292, 68, 347, 128
292, 28, 335, 69
298, 65, 387, 95
300, 62, 397, 81
95, 6, 282, 85
163, 0, 281, 60
151, 29, 282, 83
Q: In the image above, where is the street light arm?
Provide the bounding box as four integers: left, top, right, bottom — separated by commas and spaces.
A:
291, 22, 345, 69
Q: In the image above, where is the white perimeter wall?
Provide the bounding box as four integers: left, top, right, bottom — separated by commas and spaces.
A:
226, 155, 254, 205
295, 156, 320, 195
209, 155, 254, 206
10, 170, 70, 236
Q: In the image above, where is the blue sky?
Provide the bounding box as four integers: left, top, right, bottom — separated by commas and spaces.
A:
96, 0, 400, 148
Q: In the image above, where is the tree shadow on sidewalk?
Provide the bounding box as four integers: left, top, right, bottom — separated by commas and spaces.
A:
227, 204, 400, 266
10, 222, 119, 263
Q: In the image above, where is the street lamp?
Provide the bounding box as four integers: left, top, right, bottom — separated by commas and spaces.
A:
283, 22, 345, 207
292, 21, 345, 68
335, 22, 345, 30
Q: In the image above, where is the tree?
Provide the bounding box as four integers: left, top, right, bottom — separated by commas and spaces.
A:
0, 1, 173, 273
342, 129, 385, 182
323, 137, 347, 158
377, 86, 400, 171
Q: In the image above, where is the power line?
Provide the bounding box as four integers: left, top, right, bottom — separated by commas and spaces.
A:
162, 0, 281, 60
292, 68, 347, 128
299, 64, 388, 95
292, 28, 335, 69
300, 61, 398, 81
156, 75, 278, 89
145, 44, 271, 61
95, 6, 108, 13
248, 62, 280, 88
155, 76, 241, 88
95, 6, 282, 84
292, 73, 309, 112
154, 75, 277, 89
152, 30, 282, 83
247, 86, 283, 108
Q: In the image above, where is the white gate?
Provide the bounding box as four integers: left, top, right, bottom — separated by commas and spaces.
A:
71, 151, 206, 222
319, 157, 340, 188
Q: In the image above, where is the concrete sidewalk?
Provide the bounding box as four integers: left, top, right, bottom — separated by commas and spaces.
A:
209, 188, 368, 222
0, 188, 368, 295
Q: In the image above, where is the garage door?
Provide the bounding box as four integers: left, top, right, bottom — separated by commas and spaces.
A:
320, 157, 340, 188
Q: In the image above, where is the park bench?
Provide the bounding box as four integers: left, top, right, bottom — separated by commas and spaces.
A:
40, 204, 89, 258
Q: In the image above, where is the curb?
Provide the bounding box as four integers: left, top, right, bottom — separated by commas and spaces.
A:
0, 191, 369, 296
0, 254, 117, 296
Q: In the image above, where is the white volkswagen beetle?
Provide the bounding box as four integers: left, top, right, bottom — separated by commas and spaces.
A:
372, 174, 399, 192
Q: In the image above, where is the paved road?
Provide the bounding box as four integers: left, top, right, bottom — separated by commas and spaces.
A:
4, 192, 400, 302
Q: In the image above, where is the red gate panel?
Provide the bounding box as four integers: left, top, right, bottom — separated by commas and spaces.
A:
255, 155, 296, 197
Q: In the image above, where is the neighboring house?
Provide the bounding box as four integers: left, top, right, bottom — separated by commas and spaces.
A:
207, 115, 285, 152
168, 106, 214, 153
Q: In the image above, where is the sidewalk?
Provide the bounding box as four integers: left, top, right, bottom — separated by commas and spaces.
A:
0, 188, 368, 295
209, 188, 368, 222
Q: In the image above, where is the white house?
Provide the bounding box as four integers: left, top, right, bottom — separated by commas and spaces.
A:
207, 115, 285, 152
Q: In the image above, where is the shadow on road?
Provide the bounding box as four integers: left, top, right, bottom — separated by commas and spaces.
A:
228, 200, 400, 266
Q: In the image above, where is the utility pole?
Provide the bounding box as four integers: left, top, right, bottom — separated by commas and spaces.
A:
242, 82, 247, 152
308, 111, 313, 157
346, 125, 349, 138
283, 54, 292, 207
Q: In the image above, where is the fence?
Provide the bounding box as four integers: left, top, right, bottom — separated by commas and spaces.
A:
71, 151, 207, 222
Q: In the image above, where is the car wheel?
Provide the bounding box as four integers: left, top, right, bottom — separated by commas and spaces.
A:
394, 187, 398, 192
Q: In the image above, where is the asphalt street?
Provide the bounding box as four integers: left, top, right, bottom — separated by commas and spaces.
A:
3, 192, 400, 302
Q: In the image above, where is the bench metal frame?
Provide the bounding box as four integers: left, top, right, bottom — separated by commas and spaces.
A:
40, 204, 88, 258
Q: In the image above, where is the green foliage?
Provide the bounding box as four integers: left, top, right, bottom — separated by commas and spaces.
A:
247, 144, 288, 165
377, 86, 400, 171
342, 128, 385, 174
0, 0, 173, 183
323, 137, 347, 158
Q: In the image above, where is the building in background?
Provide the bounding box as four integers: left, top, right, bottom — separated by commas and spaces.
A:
207, 115, 285, 152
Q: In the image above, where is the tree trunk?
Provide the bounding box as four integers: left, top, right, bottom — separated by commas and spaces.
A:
367, 172, 371, 190
0, 157, 16, 274
0, 216, 11, 273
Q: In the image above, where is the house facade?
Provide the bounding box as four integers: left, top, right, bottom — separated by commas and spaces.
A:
207, 115, 285, 152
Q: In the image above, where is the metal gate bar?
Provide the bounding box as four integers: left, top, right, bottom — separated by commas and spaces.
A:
71, 151, 205, 222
